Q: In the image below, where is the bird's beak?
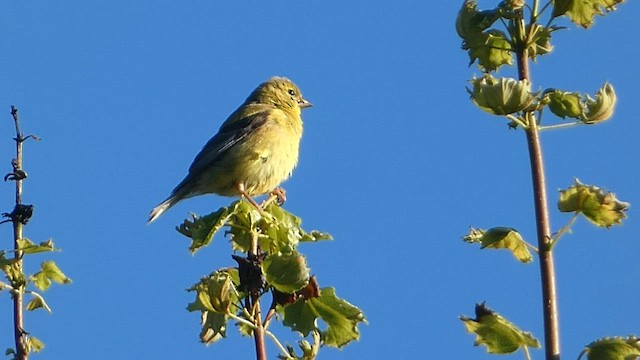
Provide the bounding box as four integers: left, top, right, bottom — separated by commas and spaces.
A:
298, 97, 313, 109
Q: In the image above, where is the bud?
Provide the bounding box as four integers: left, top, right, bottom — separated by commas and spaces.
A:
582, 82, 616, 124
468, 76, 536, 115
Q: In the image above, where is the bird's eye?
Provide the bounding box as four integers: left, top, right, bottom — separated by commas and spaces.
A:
288, 89, 296, 96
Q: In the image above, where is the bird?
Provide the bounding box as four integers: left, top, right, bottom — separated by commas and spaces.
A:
148, 76, 312, 223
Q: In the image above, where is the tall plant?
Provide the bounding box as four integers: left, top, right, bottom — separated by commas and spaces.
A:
455, 1, 636, 359
1, 106, 71, 359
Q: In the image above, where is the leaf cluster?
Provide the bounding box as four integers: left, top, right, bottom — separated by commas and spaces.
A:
0, 238, 71, 356
178, 201, 366, 358
458, 0, 623, 130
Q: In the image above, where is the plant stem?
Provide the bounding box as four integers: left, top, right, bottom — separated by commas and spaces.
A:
248, 229, 267, 360
514, 13, 561, 360
252, 297, 267, 360
10, 106, 27, 360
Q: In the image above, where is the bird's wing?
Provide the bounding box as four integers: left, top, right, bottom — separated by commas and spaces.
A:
187, 108, 272, 174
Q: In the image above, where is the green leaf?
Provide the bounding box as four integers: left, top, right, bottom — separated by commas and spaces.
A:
460, 303, 540, 354
187, 270, 239, 314
199, 311, 228, 345
25, 293, 52, 312
545, 90, 584, 119
468, 76, 536, 116
283, 287, 366, 348
179, 201, 332, 255
176, 203, 237, 254
544, 83, 617, 124
580, 336, 640, 360
527, 24, 554, 59
463, 227, 533, 263
31, 261, 72, 291
564, 0, 625, 28
17, 238, 56, 254
465, 30, 513, 72
265, 203, 332, 244
456, 0, 502, 40
25, 335, 45, 353
0, 255, 25, 287
263, 252, 310, 294
558, 179, 629, 227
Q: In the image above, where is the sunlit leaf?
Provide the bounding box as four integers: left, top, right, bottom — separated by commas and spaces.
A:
25, 293, 52, 313
456, 0, 501, 39
263, 252, 310, 294
31, 261, 71, 291
463, 227, 533, 263
527, 24, 554, 59
582, 82, 617, 124
468, 76, 536, 116
545, 90, 584, 119
26, 335, 45, 353
564, 0, 625, 28
282, 287, 366, 348
17, 238, 55, 254
176, 203, 237, 254
558, 179, 629, 227
199, 311, 228, 345
465, 30, 513, 72
460, 303, 540, 354
579, 336, 640, 360
0, 255, 25, 287
187, 270, 238, 314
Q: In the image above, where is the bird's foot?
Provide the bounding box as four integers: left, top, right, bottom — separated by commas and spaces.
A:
265, 187, 287, 207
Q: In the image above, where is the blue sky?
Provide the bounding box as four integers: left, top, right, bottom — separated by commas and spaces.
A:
1, 1, 638, 359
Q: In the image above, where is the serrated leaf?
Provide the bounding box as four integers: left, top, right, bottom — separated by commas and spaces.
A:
32, 261, 71, 291
564, 0, 625, 28
460, 303, 540, 354
463, 227, 533, 263
17, 238, 56, 254
558, 179, 629, 227
263, 252, 310, 294
176, 204, 237, 254
283, 287, 366, 348
581, 336, 640, 360
465, 30, 513, 72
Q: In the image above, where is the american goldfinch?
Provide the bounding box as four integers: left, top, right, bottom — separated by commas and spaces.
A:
148, 77, 311, 223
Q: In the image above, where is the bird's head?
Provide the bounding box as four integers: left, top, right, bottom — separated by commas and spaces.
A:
248, 77, 312, 113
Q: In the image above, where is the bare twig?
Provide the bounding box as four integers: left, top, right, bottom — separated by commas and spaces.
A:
9, 105, 28, 360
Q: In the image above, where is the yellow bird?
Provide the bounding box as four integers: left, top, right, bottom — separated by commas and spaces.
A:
148, 77, 312, 223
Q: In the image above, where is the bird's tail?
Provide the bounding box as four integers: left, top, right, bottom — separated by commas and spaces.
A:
148, 198, 176, 224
